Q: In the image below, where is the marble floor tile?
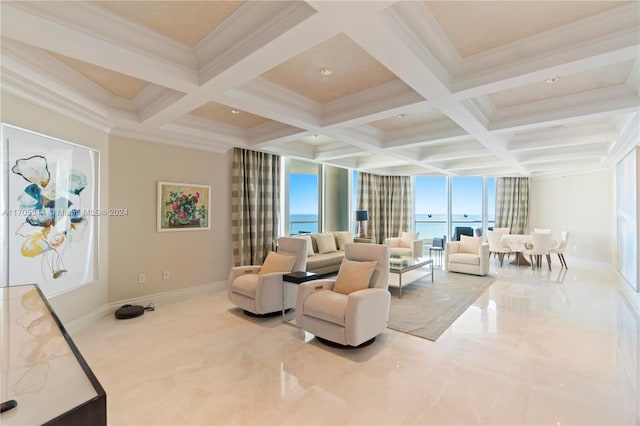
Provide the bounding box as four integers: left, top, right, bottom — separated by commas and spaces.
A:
72, 258, 640, 425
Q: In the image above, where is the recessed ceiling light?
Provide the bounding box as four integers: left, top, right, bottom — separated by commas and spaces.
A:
231, 109, 240, 114
545, 77, 560, 84
319, 67, 333, 76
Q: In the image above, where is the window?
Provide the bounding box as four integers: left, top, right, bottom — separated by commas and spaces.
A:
415, 177, 447, 239
415, 176, 495, 240
288, 159, 320, 234
451, 177, 483, 237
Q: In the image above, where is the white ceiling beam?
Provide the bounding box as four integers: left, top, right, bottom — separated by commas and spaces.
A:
420, 146, 489, 163
314, 146, 364, 162
2, 2, 199, 92
321, 80, 425, 128
246, 122, 305, 147
490, 86, 640, 133
508, 121, 620, 151
381, 120, 468, 149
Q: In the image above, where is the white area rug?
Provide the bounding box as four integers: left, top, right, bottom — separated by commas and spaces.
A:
387, 269, 495, 341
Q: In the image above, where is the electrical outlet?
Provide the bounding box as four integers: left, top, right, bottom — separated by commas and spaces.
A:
138, 273, 146, 284
163, 270, 170, 280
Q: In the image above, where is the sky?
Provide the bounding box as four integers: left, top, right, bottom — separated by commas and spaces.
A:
290, 172, 495, 217
289, 174, 318, 214
415, 177, 495, 215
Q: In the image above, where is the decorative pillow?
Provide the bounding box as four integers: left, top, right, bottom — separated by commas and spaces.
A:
334, 231, 354, 250
316, 232, 337, 254
333, 259, 377, 295
400, 231, 419, 248
259, 251, 296, 275
295, 234, 314, 256
459, 235, 482, 255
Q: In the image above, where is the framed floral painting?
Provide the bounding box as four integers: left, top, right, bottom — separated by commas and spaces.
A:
157, 182, 210, 232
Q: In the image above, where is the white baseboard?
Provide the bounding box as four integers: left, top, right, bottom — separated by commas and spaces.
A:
66, 280, 227, 335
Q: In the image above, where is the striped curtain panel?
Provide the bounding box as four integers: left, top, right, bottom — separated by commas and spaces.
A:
231, 148, 280, 266
495, 177, 529, 234
357, 172, 412, 243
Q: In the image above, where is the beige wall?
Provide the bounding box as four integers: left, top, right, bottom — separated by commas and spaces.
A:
0, 93, 110, 323
108, 136, 232, 302
530, 169, 615, 263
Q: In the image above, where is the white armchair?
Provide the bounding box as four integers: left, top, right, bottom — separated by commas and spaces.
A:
445, 235, 490, 276
228, 237, 307, 316
384, 231, 423, 257
296, 243, 390, 347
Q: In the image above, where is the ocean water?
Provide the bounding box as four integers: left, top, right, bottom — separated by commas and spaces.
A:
290, 214, 318, 234
288, 213, 494, 238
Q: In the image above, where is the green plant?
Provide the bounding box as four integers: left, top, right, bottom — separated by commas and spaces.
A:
164, 190, 207, 225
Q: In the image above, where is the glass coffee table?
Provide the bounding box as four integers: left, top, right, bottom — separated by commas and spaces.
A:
389, 256, 434, 298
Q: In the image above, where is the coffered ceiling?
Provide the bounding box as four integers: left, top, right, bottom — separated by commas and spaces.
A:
1, 1, 638, 178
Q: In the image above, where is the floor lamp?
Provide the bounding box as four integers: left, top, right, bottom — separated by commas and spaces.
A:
356, 210, 368, 238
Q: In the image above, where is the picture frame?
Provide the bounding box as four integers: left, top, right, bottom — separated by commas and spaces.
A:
157, 181, 210, 232
1, 123, 99, 297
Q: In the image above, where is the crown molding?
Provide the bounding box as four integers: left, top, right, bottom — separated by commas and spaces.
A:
197, 1, 317, 82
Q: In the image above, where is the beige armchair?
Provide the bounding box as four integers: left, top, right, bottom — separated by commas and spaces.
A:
445, 235, 490, 276
384, 231, 423, 257
296, 243, 390, 347
228, 237, 307, 316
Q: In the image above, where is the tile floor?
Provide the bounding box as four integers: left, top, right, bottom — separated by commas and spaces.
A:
73, 257, 640, 425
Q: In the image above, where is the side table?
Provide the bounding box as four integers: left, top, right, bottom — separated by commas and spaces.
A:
282, 271, 317, 326
423, 245, 444, 267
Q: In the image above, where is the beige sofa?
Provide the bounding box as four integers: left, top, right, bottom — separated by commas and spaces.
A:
294, 232, 353, 275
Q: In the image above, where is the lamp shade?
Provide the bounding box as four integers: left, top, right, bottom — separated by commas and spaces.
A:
355, 210, 369, 221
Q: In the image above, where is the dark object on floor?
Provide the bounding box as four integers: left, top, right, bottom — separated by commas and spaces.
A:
115, 304, 145, 319
1, 399, 17, 413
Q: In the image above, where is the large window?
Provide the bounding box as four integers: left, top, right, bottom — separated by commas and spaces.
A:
415, 177, 447, 239
288, 159, 320, 234
415, 176, 495, 240
451, 177, 483, 237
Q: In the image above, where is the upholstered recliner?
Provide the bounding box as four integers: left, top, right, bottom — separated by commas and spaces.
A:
296, 243, 390, 347
445, 235, 490, 276
384, 231, 423, 257
228, 237, 307, 316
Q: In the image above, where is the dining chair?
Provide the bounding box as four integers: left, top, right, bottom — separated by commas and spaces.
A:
487, 230, 512, 267
549, 231, 570, 269
523, 232, 553, 271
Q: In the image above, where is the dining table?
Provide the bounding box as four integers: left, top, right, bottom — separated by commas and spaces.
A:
500, 234, 557, 267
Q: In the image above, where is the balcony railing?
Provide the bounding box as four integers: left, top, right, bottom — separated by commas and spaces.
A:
415, 219, 495, 239
289, 220, 318, 235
